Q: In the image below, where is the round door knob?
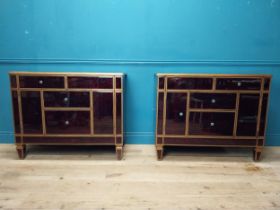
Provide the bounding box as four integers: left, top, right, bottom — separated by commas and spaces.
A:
64, 97, 69, 102
65, 120, 70, 125
211, 99, 216, 103
179, 112, 184, 117
38, 80, 43, 85
210, 122, 215, 127
237, 82, 242, 87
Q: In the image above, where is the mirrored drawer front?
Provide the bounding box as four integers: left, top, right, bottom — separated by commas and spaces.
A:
216, 78, 261, 90
44, 92, 90, 107
45, 111, 90, 134
19, 76, 65, 88
68, 77, 113, 89
189, 112, 234, 136
168, 77, 212, 90
190, 93, 236, 109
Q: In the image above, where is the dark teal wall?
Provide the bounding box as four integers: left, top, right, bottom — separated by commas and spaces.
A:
0, 0, 279, 145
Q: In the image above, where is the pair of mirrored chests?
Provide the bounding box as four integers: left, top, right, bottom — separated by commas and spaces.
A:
9, 72, 271, 161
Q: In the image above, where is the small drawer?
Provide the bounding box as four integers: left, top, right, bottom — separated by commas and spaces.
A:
168, 77, 212, 90
19, 76, 64, 89
68, 77, 113, 89
45, 111, 90, 134
44, 92, 90, 107
216, 78, 261, 90
189, 112, 234, 136
190, 93, 236, 109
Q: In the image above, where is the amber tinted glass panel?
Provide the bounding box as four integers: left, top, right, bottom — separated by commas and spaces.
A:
10, 76, 17, 88
264, 78, 271, 90
68, 77, 113, 89
93, 92, 113, 134
19, 76, 64, 88
259, 94, 269, 136
237, 94, 260, 136
157, 93, 164, 134
168, 78, 212, 90
216, 78, 261, 90
12, 91, 20, 133
116, 77, 122, 89
44, 92, 90, 107
158, 77, 164, 89
189, 112, 234, 136
45, 111, 90, 134
116, 93, 122, 134
21, 91, 42, 134
190, 93, 236, 109
165, 93, 187, 135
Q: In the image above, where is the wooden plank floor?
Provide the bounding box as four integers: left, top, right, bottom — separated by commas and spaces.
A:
0, 144, 280, 210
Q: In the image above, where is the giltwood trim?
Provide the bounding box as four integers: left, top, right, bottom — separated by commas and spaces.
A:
17, 134, 116, 137
256, 78, 264, 137
166, 89, 263, 94
17, 88, 116, 92
40, 91, 46, 134
185, 92, 190, 135
157, 134, 258, 139
16, 75, 24, 137
90, 90, 94, 135
9, 72, 124, 76
113, 76, 117, 145
233, 93, 240, 137
212, 77, 216, 90
162, 77, 167, 137
157, 73, 271, 78
155, 77, 160, 145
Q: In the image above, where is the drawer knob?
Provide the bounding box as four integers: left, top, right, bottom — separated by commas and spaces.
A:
237, 82, 242, 87
210, 122, 215, 127
38, 80, 43, 85
211, 99, 216, 103
64, 97, 69, 102
179, 112, 184, 117
65, 120, 70, 125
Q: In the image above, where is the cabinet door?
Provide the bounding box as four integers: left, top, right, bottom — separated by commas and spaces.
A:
11, 91, 20, 133
237, 94, 260, 136
45, 111, 90, 134
21, 91, 43, 134
168, 78, 212, 90
189, 112, 234, 136
93, 92, 113, 134
165, 93, 187, 135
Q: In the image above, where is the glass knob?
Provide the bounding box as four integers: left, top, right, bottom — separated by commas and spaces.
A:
64, 97, 69, 102
179, 112, 184, 117
237, 82, 242, 87
211, 99, 216, 103
38, 80, 43, 85
65, 120, 69, 125
210, 122, 215, 127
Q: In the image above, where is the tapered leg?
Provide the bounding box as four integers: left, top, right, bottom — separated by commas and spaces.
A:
156, 145, 164, 160
116, 146, 123, 160
253, 147, 262, 161
16, 144, 26, 159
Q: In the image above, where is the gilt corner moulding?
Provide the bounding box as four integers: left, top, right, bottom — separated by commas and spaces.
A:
9, 71, 124, 160
155, 73, 272, 161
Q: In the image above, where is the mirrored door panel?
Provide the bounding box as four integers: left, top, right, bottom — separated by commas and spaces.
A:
45, 111, 90, 134
44, 92, 90, 107
237, 94, 260, 136
165, 93, 187, 135
21, 91, 43, 134
189, 112, 235, 136
93, 92, 114, 134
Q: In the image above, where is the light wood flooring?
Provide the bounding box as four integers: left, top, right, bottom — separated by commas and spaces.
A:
0, 144, 280, 210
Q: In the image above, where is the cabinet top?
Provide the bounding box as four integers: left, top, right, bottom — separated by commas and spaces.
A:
156, 73, 272, 78
9, 71, 125, 77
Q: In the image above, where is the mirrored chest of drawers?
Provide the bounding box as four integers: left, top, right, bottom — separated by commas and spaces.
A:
10, 72, 124, 160
156, 74, 271, 161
